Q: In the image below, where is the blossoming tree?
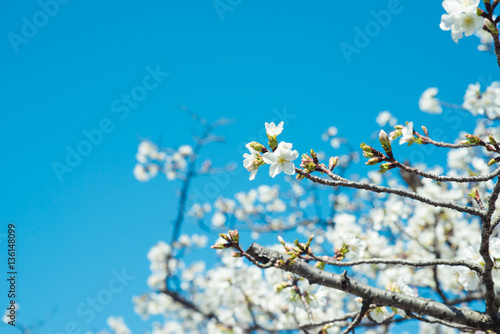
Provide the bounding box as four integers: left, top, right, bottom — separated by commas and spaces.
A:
92, 1, 500, 333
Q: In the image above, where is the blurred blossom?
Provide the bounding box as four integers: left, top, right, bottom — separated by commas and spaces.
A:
107, 316, 131, 334
376, 111, 397, 127
419, 87, 442, 114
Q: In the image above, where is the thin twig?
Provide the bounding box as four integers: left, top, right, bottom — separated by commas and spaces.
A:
394, 162, 500, 184
296, 169, 486, 219
340, 299, 371, 334
312, 255, 483, 273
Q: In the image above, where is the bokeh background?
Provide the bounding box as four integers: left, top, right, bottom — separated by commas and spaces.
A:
1, 0, 497, 332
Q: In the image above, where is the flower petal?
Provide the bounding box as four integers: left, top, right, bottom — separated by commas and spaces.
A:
263, 152, 278, 164
282, 162, 295, 175
269, 163, 282, 178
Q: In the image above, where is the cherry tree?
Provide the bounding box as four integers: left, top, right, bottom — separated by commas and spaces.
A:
92, 1, 500, 333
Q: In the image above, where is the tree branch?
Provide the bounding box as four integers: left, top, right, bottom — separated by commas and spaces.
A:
246, 243, 500, 332
340, 299, 371, 334
296, 169, 485, 218
313, 256, 483, 273
394, 162, 500, 184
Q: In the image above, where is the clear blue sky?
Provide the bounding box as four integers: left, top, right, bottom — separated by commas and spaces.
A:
0, 0, 497, 332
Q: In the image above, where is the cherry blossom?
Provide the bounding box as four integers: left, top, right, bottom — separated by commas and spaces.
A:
440, 0, 484, 43
490, 237, 500, 260
262, 142, 299, 177
243, 143, 263, 180
399, 121, 414, 145
419, 87, 442, 114
265, 121, 284, 137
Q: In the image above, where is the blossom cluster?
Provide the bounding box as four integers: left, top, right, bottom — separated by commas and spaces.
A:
440, 0, 485, 43
418, 81, 500, 120
133, 140, 193, 182
463, 82, 500, 119
243, 122, 299, 180
188, 182, 313, 236
146, 234, 207, 291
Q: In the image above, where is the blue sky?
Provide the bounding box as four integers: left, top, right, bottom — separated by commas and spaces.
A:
0, 0, 498, 332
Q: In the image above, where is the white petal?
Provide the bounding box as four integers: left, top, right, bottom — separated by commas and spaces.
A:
269, 163, 282, 178
278, 142, 293, 150
282, 162, 295, 175
263, 152, 278, 164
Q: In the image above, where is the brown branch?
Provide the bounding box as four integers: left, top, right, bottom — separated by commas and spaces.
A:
312, 255, 483, 274
394, 161, 500, 184
340, 299, 371, 334
296, 169, 486, 219
246, 243, 500, 332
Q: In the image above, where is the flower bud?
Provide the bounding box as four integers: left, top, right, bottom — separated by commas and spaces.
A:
268, 135, 278, 151
310, 149, 318, 162
363, 151, 374, 158
300, 154, 316, 172
421, 126, 428, 137
389, 130, 402, 141
464, 134, 480, 145
360, 143, 372, 152
306, 235, 314, 248
229, 229, 239, 243
274, 282, 289, 292
249, 141, 265, 152
211, 242, 230, 249
489, 135, 498, 145
328, 156, 338, 171
488, 157, 500, 166
379, 130, 392, 157
378, 162, 392, 174
315, 261, 325, 270
278, 236, 286, 246
467, 188, 480, 200
275, 259, 285, 267
366, 157, 383, 166
485, 17, 498, 36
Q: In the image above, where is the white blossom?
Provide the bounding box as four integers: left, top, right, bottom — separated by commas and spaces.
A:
243, 144, 262, 180
419, 87, 442, 114
490, 237, 500, 260
178, 145, 193, 156
440, 1, 484, 43
455, 266, 480, 290
265, 121, 284, 137
262, 142, 299, 177
133, 164, 150, 182
370, 306, 390, 323
107, 316, 131, 334
399, 122, 414, 145
376, 110, 397, 127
